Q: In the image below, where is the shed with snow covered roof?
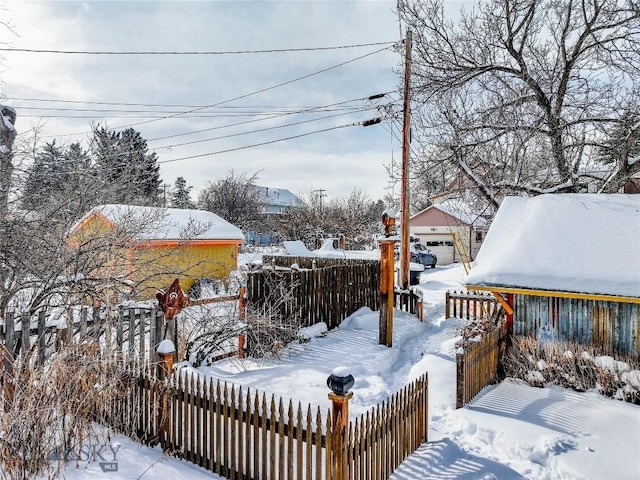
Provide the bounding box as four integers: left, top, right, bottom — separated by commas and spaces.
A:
466, 194, 640, 356
409, 198, 490, 265
68, 204, 244, 300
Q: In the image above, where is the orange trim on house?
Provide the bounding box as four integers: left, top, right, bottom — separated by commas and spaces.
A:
133, 239, 244, 249
75, 211, 120, 233
468, 284, 640, 305
490, 291, 514, 315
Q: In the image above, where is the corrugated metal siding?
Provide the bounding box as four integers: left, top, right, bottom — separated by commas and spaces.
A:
513, 295, 639, 356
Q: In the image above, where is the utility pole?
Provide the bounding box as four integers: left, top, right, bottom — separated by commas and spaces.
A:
312, 188, 326, 211
400, 30, 412, 290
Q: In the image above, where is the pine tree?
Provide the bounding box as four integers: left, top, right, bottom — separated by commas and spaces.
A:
91, 125, 162, 206
21, 141, 67, 211
170, 176, 195, 209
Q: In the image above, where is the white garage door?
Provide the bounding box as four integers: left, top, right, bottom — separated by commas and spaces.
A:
415, 234, 455, 265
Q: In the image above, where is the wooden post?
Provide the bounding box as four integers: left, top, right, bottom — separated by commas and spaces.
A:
445, 291, 450, 319
238, 333, 246, 359
2, 312, 15, 411
20, 311, 30, 354
327, 370, 354, 480
329, 391, 352, 430
157, 340, 175, 379
156, 340, 175, 450
37, 310, 46, 365
399, 30, 412, 290
238, 285, 247, 321
328, 392, 351, 480
506, 293, 514, 334
379, 239, 396, 347
456, 350, 465, 409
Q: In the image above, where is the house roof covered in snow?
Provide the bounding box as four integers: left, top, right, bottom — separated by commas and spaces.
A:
411, 198, 488, 227
256, 186, 303, 208
71, 204, 244, 242
466, 194, 640, 300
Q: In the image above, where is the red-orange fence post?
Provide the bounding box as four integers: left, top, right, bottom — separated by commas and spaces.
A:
327, 369, 354, 480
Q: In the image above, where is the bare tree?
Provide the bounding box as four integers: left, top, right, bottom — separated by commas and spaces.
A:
197, 170, 264, 231
323, 189, 385, 248
275, 189, 384, 249
398, 0, 640, 206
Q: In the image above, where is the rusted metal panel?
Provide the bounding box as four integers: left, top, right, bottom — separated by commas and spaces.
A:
513, 294, 639, 356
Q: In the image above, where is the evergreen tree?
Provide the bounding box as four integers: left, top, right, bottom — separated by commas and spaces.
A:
120, 128, 161, 204
91, 125, 162, 206
170, 176, 195, 209
62, 142, 101, 221
21, 141, 67, 211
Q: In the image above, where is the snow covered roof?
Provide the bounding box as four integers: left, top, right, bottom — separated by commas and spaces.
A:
256, 186, 303, 208
73, 204, 244, 242
466, 194, 640, 299
412, 198, 488, 227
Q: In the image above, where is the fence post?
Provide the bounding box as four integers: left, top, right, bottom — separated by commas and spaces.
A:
327, 370, 354, 480
455, 350, 465, 409
238, 333, 246, 359
20, 311, 30, 354
416, 289, 424, 322
235, 285, 248, 359
378, 238, 396, 347
37, 310, 46, 365
2, 312, 15, 411
156, 339, 175, 450
445, 291, 450, 319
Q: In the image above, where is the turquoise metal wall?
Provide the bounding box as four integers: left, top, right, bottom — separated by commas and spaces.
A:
513, 294, 640, 356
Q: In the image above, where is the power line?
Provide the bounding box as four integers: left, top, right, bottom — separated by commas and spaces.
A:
37, 46, 394, 138
153, 107, 377, 150
158, 120, 370, 165
148, 94, 394, 142
0, 41, 396, 55
14, 113, 389, 179
13, 104, 371, 119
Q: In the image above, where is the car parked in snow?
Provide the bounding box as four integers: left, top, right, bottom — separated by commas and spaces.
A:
410, 242, 438, 268
395, 240, 438, 269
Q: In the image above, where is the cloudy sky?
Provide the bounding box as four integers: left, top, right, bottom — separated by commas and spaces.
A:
0, 0, 418, 202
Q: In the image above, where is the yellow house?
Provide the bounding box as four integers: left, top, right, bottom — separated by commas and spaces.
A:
68, 204, 244, 300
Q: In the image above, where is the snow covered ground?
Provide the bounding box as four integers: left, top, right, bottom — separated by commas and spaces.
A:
58, 263, 640, 479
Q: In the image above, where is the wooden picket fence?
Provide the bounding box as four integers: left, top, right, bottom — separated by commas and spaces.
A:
342, 372, 429, 480
0, 306, 164, 365
246, 262, 380, 330
445, 290, 499, 321
262, 256, 378, 270
456, 317, 509, 408
394, 289, 423, 321
106, 366, 428, 480
247, 258, 425, 329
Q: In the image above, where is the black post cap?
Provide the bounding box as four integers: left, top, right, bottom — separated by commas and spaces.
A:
327, 369, 354, 396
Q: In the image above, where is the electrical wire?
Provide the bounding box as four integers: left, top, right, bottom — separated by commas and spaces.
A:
158, 121, 362, 164
37, 45, 394, 138
13, 110, 393, 179
148, 94, 393, 142
0, 42, 396, 55
153, 107, 378, 150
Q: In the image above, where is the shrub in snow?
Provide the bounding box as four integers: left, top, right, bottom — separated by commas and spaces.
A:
181, 301, 245, 367
181, 271, 306, 366
503, 336, 640, 404
243, 273, 305, 361
0, 342, 137, 479
456, 315, 502, 350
